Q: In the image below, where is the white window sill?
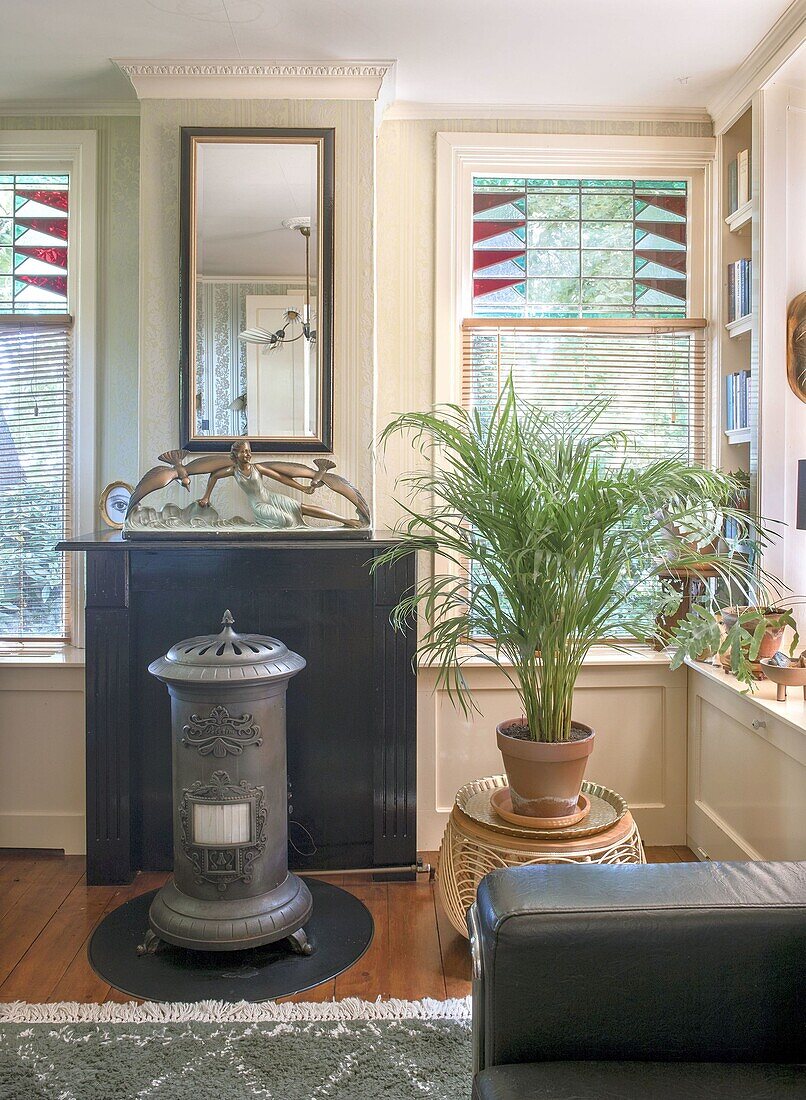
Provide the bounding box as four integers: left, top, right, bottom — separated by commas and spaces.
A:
420, 643, 672, 669
686, 656, 806, 738
0, 642, 85, 667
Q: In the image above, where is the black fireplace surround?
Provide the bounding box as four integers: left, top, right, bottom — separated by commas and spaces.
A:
58, 534, 416, 886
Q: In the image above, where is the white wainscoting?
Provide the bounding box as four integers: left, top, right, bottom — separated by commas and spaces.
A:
687, 662, 806, 862
0, 663, 86, 854
417, 650, 687, 852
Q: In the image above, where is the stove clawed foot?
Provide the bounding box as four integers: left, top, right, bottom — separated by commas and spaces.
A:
286, 927, 312, 956
137, 929, 167, 956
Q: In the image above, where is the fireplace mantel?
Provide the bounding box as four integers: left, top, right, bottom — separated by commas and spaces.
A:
58, 533, 416, 885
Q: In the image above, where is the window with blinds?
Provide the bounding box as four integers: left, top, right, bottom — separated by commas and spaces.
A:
0, 318, 72, 640
462, 319, 707, 466
461, 169, 708, 640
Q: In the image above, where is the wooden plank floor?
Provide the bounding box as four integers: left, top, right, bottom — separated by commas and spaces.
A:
0, 846, 696, 1004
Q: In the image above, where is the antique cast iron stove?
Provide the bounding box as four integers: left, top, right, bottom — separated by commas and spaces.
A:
141, 611, 311, 954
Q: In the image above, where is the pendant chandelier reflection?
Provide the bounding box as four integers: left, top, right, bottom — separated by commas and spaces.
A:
239, 218, 316, 353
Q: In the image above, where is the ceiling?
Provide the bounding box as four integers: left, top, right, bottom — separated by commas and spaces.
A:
0, 0, 796, 111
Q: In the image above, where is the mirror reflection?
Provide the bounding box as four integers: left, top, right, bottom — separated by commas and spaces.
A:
184, 130, 333, 451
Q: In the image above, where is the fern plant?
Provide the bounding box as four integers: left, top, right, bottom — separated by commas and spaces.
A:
375, 383, 786, 742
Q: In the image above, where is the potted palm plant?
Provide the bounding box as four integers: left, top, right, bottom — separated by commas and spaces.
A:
376, 384, 785, 820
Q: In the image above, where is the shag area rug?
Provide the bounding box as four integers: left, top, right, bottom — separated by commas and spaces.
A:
0, 997, 472, 1100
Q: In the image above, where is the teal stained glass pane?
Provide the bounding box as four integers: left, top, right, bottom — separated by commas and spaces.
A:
527, 221, 579, 248
635, 180, 686, 190
581, 278, 633, 306
16, 173, 68, 185
635, 203, 685, 223
581, 179, 632, 189
527, 278, 580, 308
473, 177, 528, 189
474, 202, 525, 221
634, 259, 685, 280
526, 192, 579, 219
581, 194, 632, 220
581, 308, 634, 318
582, 249, 632, 277
526, 179, 580, 189
582, 222, 633, 248
635, 230, 685, 251
634, 305, 686, 317
526, 249, 579, 277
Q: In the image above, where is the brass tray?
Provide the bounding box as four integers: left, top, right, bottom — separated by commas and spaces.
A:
455, 776, 628, 841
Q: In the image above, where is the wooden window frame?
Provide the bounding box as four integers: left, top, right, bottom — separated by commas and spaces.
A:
435, 131, 717, 462
0, 132, 97, 649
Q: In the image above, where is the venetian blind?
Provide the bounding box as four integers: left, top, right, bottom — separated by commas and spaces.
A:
0, 318, 72, 640
461, 319, 707, 466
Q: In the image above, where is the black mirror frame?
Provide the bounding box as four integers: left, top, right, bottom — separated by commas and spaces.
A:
179, 126, 335, 453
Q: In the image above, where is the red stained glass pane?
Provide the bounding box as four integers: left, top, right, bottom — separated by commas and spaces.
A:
15, 218, 68, 242
14, 245, 67, 269
16, 188, 69, 212
472, 248, 525, 274
473, 219, 525, 245
474, 277, 526, 298
16, 274, 67, 296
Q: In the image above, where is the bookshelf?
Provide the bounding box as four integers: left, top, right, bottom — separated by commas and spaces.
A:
717, 104, 755, 477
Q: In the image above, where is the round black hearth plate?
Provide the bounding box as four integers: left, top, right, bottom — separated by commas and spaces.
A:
88, 878, 373, 1003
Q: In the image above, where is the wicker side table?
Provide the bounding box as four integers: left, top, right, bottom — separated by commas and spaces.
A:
438, 775, 645, 938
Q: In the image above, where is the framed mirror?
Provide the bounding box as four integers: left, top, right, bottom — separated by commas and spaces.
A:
180, 127, 334, 452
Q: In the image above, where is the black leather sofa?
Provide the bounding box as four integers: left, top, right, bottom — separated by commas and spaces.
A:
469, 861, 805, 1098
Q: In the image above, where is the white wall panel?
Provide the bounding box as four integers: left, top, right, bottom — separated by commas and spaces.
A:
418, 654, 687, 852
688, 664, 806, 861
0, 665, 85, 854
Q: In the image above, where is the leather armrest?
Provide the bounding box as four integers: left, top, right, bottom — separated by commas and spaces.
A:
473, 861, 806, 1069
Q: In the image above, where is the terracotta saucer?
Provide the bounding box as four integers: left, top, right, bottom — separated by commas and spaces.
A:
490, 787, 591, 829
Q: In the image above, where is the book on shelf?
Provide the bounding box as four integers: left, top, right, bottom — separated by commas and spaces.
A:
725, 369, 750, 432
726, 148, 750, 215
727, 258, 752, 323
727, 158, 738, 214
737, 148, 750, 208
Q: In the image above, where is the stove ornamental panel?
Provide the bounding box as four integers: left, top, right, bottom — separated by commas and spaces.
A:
141, 611, 311, 954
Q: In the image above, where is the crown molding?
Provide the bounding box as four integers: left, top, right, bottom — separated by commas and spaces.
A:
0, 100, 139, 117
708, 0, 806, 132
383, 100, 712, 124
114, 59, 396, 101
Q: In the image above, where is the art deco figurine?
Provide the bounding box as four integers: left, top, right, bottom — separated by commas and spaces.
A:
124, 443, 370, 538
198, 441, 369, 529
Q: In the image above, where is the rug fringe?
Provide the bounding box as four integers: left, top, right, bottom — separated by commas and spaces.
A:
0, 996, 471, 1025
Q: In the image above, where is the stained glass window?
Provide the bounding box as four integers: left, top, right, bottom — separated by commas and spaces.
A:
472, 177, 687, 318
0, 174, 69, 314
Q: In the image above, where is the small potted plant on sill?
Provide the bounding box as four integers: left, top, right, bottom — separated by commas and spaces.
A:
375, 383, 783, 820
673, 601, 798, 681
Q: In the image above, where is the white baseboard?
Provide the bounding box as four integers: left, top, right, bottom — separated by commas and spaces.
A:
0, 812, 85, 855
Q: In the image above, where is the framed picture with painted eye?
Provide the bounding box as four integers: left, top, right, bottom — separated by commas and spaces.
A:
99, 481, 133, 529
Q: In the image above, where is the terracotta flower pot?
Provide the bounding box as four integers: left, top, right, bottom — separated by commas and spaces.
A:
719, 606, 788, 677
496, 719, 595, 819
